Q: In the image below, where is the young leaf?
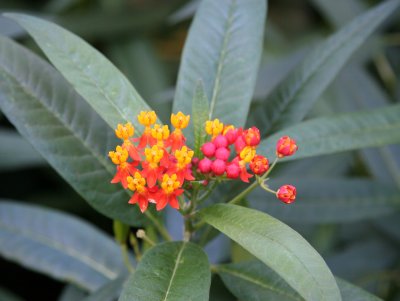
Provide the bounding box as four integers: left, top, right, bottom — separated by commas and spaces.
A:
4, 13, 153, 131
336, 277, 383, 301
119, 242, 211, 301
191, 81, 209, 156
255, 0, 400, 132
249, 178, 400, 224
217, 261, 303, 301
259, 105, 400, 161
173, 0, 266, 127
0, 35, 145, 225
200, 204, 341, 301
0, 201, 126, 291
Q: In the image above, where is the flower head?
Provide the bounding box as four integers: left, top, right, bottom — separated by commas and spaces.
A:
276, 136, 298, 158
115, 122, 134, 140
138, 111, 157, 127
205, 119, 224, 137
276, 185, 296, 204
171, 112, 190, 129
250, 155, 269, 175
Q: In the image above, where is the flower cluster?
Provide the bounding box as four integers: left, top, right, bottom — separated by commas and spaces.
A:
108, 111, 193, 213
109, 111, 299, 213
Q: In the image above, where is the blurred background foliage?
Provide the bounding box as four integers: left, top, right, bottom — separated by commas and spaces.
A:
0, 0, 399, 300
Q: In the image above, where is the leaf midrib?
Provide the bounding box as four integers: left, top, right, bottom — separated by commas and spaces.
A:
208, 0, 236, 120
162, 243, 186, 301
0, 220, 118, 279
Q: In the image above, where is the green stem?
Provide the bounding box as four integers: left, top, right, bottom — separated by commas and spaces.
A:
228, 157, 278, 205
197, 180, 218, 204
144, 211, 172, 241
120, 244, 134, 273
129, 234, 142, 261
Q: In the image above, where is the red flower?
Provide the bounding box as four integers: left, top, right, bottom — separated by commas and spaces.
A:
276, 136, 298, 158
249, 155, 269, 175
243, 127, 260, 146
155, 174, 184, 210
276, 185, 296, 204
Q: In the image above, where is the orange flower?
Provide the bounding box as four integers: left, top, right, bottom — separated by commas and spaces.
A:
127, 172, 152, 212
141, 145, 164, 188
205, 119, 224, 137
249, 155, 269, 175
155, 174, 184, 210
137, 111, 157, 148
108, 146, 137, 188
243, 127, 260, 146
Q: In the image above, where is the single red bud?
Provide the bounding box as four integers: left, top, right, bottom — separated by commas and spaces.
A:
226, 163, 240, 179
202, 180, 209, 186
198, 158, 212, 173
201, 142, 216, 157
235, 136, 246, 154
276, 185, 296, 204
243, 127, 261, 146
276, 136, 298, 158
215, 147, 230, 161
249, 155, 269, 175
211, 159, 226, 176
225, 128, 240, 145
213, 134, 228, 148
192, 157, 199, 166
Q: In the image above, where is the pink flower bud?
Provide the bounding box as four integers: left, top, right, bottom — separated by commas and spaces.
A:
226, 163, 240, 179
215, 147, 230, 161
235, 136, 246, 154
198, 158, 212, 173
276, 185, 296, 204
276, 136, 298, 158
191, 157, 199, 166
201, 142, 216, 157
213, 135, 228, 148
211, 159, 226, 176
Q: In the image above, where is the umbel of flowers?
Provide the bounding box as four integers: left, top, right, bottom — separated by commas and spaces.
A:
109, 111, 298, 213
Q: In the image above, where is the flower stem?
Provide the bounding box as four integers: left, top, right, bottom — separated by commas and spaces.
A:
120, 244, 134, 273
144, 211, 172, 241
228, 157, 279, 205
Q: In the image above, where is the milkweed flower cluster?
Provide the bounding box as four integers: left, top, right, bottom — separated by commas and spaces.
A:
108, 111, 193, 213
109, 111, 298, 213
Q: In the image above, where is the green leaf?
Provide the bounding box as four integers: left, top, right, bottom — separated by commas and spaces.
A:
249, 178, 400, 223
191, 81, 209, 156
200, 204, 341, 301
58, 285, 87, 301
106, 38, 171, 124
119, 242, 211, 301
5, 13, 152, 131
259, 105, 400, 161
255, 0, 400, 132
173, 0, 266, 127
217, 260, 303, 301
83, 276, 126, 301
0, 201, 125, 291
0, 129, 46, 171
0, 35, 145, 225
336, 278, 383, 301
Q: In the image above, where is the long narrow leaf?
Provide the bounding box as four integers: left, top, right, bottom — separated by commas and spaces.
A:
200, 204, 341, 301
0, 35, 145, 225
255, 0, 400, 132
0, 201, 125, 291
5, 13, 152, 131
173, 0, 266, 127
259, 105, 400, 161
